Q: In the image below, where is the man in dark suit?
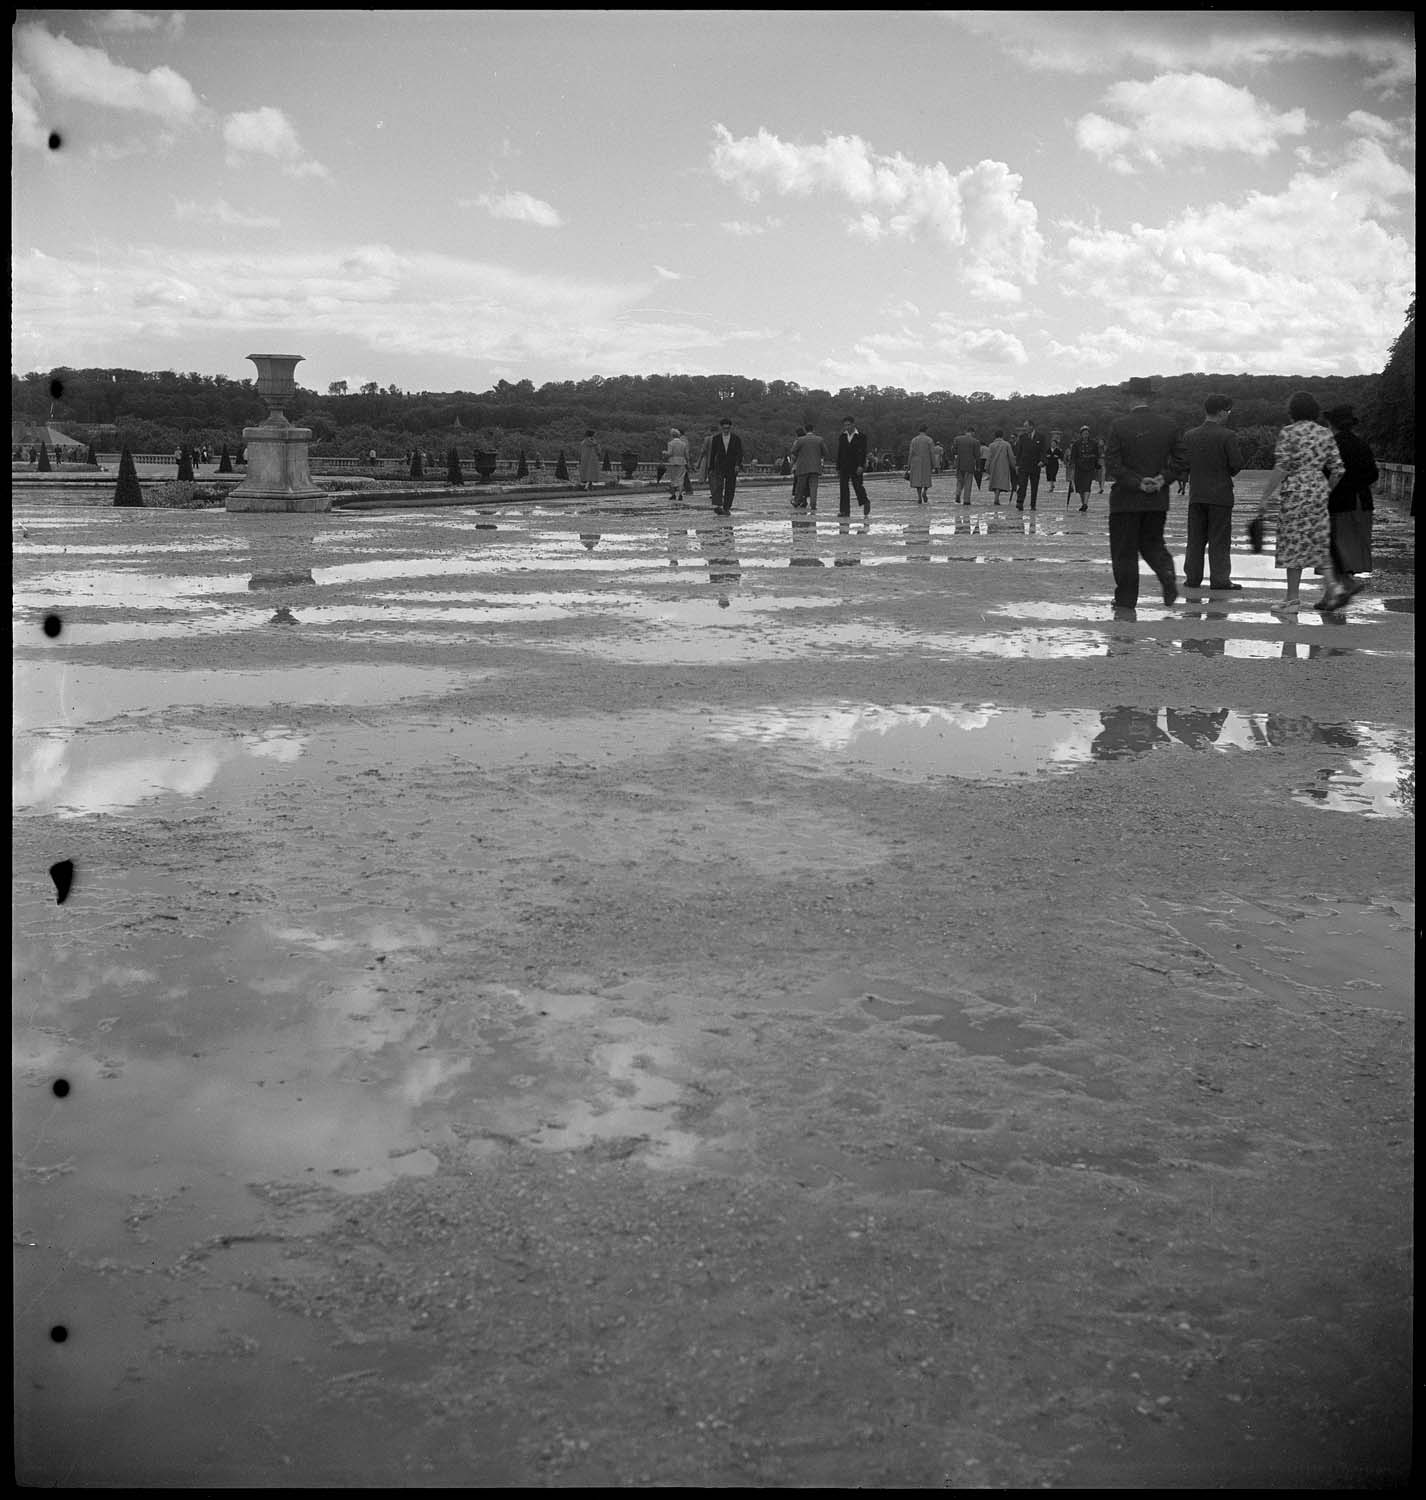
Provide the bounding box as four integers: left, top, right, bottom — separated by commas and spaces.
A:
1104, 376, 1187, 613
836, 416, 870, 518
1013, 419, 1048, 510
707, 417, 743, 514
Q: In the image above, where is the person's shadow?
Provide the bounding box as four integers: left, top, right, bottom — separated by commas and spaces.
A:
789, 513, 824, 567
697, 514, 741, 584
1091, 706, 1169, 759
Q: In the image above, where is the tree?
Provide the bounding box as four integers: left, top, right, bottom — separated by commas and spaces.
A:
36, 441, 50, 472
113, 446, 143, 506
516, 450, 528, 478
1363, 294, 1414, 464
446, 447, 464, 485
327, 380, 349, 396
360, 381, 379, 396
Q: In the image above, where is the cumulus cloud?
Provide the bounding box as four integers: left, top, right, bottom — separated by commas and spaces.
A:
720, 217, 782, 236
947, 11, 1415, 94
709, 125, 1043, 289
465, 190, 563, 228
1054, 138, 1415, 375
93, 9, 162, 31
15, 20, 205, 124
173, 197, 280, 230
1345, 109, 1400, 141
652, 264, 683, 281
1076, 73, 1308, 171
223, 106, 329, 178
10, 242, 653, 375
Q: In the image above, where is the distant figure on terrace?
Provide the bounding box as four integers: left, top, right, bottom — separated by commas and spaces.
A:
578, 430, 600, 491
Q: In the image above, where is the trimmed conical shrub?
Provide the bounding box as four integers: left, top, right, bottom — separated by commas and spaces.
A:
517, 450, 529, 479
218, 444, 233, 473
86, 442, 98, 466
602, 448, 611, 472
177, 445, 195, 481
554, 449, 569, 481
446, 447, 464, 485
37, 442, 51, 472
410, 449, 424, 479
113, 447, 144, 506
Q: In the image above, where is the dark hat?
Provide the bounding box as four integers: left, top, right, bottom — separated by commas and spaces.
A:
719, 417, 732, 427
1323, 403, 1357, 427
1123, 376, 1158, 396
842, 415, 855, 424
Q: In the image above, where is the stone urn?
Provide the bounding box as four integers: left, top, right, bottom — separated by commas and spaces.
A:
228, 352, 328, 512
473, 450, 498, 480
620, 450, 639, 479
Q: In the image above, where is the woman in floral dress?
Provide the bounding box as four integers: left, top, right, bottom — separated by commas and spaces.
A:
1255, 392, 1347, 614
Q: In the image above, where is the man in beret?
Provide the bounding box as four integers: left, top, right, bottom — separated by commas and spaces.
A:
1104, 376, 1187, 613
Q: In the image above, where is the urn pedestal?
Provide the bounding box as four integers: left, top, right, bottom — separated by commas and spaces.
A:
227, 354, 330, 513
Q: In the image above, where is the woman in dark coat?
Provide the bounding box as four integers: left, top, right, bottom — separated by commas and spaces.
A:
1323, 404, 1379, 597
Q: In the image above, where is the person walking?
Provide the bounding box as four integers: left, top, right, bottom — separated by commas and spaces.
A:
836, 416, 870, 518
982, 429, 1016, 506
1104, 376, 1187, 613
1068, 426, 1099, 511
577, 430, 601, 491
791, 425, 826, 510
1012, 418, 1048, 510
1323, 404, 1379, 600
1043, 440, 1062, 493
1254, 392, 1347, 615
663, 427, 689, 502
932, 438, 945, 474
952, 423, 980, 505
906, 424, 934, 505
707, 416, 743, 514
1182, 394, 1245, 592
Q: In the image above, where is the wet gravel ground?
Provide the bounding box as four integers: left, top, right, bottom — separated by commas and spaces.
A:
12, 475, 1415, 1486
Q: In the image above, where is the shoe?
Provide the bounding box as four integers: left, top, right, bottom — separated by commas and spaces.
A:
1343, 578, 1368, 598
1016, 504, 1024, 511
1079, 504, 1088, 513
1209, 582, 1243, 591
1030, 504, 1036, 511
1112, 605, 1137, 620
1312, 590, 1349, 611
1162, 585, 1179, 606
1270, 600, 1301, 615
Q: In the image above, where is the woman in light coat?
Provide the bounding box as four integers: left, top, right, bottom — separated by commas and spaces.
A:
982, 429, 1016, 506
663, 427, 689, 502
906, 425, 935, 505
577, 430, 601, 490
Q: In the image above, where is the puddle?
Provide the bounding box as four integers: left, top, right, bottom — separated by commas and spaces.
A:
14, 662, 478, 733
1147, 895, 1415, 1017
1290, 723, 1414, 818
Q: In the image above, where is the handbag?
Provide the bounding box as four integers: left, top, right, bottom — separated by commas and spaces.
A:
1246, 515, 1266, 553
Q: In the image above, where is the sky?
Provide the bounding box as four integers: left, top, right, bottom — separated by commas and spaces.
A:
11, 9, 1417, 398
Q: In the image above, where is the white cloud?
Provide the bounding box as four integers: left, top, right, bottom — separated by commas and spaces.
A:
223, 106, 329, 179
93, 9, 162, 31
946, 12, 1415, 94
12, 67, 46, 150
1054, 139, 1415, 375
15, 20, 205, 125
465, 190, 563, 228
1076, 73, 1308, 170
710, 125, 1043, 289
720, 218, 782, 236
10, 242, 654, 375
652, 264, 683, 281
1345, 109, 1400, 141
173, 197, 280, 230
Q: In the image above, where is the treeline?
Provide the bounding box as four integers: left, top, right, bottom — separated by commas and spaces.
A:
12, 358, 1409, 469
